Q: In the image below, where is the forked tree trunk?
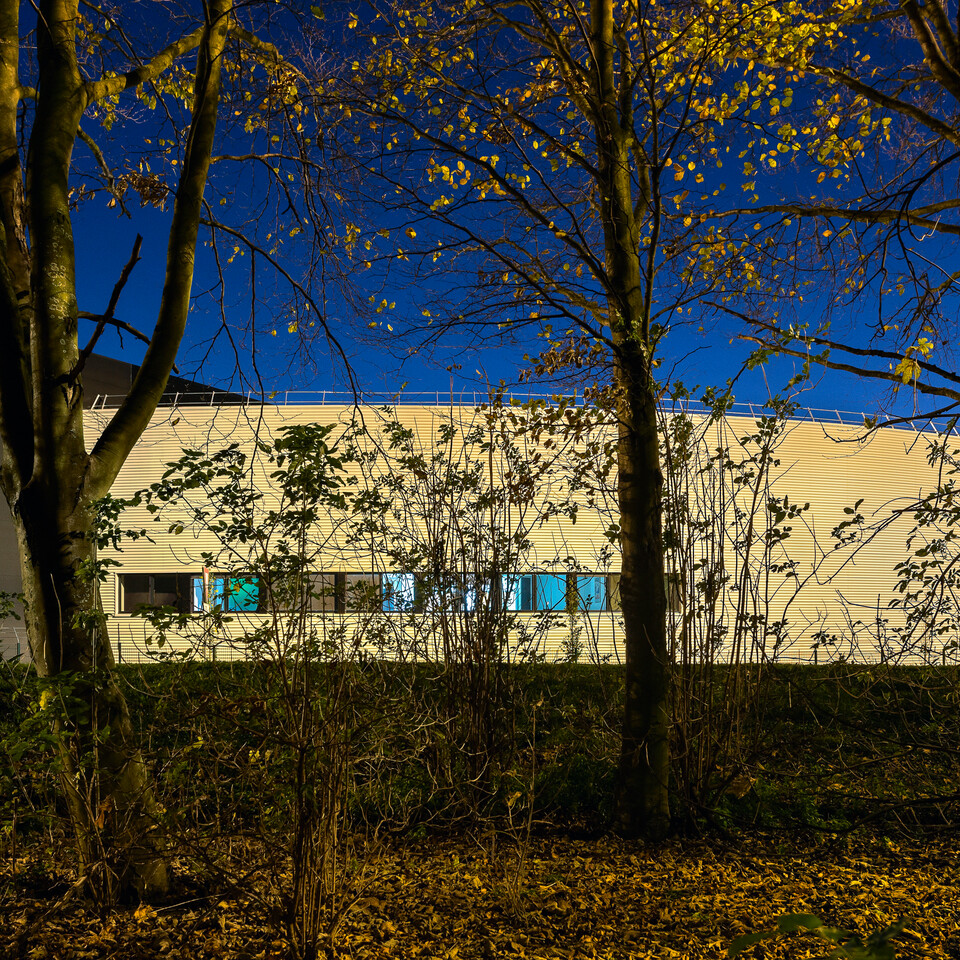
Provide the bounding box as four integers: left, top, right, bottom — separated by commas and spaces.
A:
0, 0, 232, 902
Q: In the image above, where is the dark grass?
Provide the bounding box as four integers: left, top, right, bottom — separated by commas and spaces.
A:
2, 660, 958, 842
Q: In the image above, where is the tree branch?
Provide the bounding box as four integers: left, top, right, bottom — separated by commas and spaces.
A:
813, 64, 960, 148
85, 24, 206, 103
748, 317, 960, 386
76, 123, 127, 212
77, 311, 155, 348
72, 234, 142, 380
719, 201, 960, 237
709, 300, 960, 404
198, 215, 358, 374
230, 23, 283, 66
740, 333, 960, 402
86, 0, 232, 498
902, 0, 960, 101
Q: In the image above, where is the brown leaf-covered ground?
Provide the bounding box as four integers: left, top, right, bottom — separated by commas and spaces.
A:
2, 833, 958, 959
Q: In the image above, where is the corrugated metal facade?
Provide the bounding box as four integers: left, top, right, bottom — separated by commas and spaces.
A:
73, 402, 950, 666
663, 414, 945, 665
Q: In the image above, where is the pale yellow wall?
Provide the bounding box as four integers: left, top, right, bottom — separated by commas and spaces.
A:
92, 402, 622, 663
74, 404, 953, 666
666, 415, 944, 664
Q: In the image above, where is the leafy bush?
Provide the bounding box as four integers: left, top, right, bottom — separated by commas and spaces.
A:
729, 913, 907, 960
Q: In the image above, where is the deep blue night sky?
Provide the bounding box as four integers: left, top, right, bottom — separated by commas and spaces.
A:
67, 1, 949, 426
75, 196, 922, 421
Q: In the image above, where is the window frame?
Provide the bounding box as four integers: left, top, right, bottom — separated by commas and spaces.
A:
382, 571, 418, 612
341, 572, 384, 613
502, 572, 571, 613
189, 573, 266, 614
575, 574, 609, 612
118, 572, 191, 614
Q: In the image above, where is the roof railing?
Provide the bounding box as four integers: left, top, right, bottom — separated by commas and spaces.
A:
85, 391, 958, 433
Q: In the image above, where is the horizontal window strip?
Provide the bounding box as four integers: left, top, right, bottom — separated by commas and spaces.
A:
117, 571, 624, 615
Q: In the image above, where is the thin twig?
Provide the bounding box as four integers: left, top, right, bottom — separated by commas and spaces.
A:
73, 235, 143, 381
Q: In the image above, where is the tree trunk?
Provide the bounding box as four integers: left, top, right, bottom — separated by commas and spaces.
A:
0, 0, 232, 901
590, 0, 672, 838
12, 471, 169, 901
613, 344, 671, 839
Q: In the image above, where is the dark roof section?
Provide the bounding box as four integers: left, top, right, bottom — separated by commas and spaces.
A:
83, 355, 251, 408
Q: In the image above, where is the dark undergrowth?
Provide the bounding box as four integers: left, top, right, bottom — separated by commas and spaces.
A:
2, 660, 958, 846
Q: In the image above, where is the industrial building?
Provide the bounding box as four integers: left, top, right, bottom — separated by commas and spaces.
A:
0, 359, 952, 665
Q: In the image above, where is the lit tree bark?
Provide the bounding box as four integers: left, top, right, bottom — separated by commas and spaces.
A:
612, 343, 670, 838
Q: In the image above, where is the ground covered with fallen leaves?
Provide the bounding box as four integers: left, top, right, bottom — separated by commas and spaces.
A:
2, 832, 958, 959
